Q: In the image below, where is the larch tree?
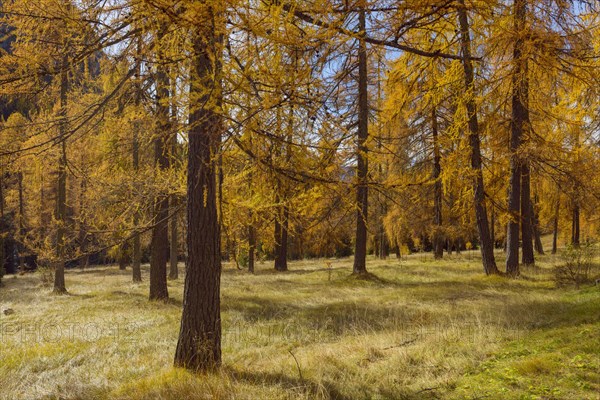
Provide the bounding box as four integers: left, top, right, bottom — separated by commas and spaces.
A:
457, 0, 499, 275
174, 1, 225, 371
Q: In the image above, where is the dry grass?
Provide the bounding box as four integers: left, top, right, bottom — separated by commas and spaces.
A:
0, 251, 599, 399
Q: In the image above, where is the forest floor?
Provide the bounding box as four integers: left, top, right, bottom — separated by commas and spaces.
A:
0, 250, 599, 400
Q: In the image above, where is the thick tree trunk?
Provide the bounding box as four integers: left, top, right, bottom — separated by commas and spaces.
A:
174, 14, 223, 371
149, 24, 170, 301
432, 106, 444, 259
521, 162, 534, 265
53, 55, 69, 294
353, 5, 369, 275
506, 0, 528, 277
457, 1, 499, 275
132, 35, 143, 283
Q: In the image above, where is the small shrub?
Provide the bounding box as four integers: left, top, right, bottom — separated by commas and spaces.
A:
237, 251, 249, 269
554, 243, 596, 288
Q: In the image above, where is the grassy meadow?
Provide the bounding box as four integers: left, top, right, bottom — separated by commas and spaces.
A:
0, 250, 599, 399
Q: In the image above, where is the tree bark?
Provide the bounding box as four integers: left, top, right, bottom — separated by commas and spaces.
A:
174, 11, 223, 371
353, 4, 369, 275
571, 203, 580, 247
77, 162, 88, 269
169, 79, 179, 281
506, 0, 528, 277
169, 205, 179, 280
53, 54, 69, 294
132, 34, 142, 283
17, 171, 24, 270
457, 1, 499, 275
149, 24, 170, 301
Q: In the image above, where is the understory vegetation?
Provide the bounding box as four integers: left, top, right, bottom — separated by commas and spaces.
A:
1, 251, 598, 400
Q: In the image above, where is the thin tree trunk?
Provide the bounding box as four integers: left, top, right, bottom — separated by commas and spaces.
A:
531, 199, 544, 255
490, 206, 496, 248
457, 0, 499, 275
132, 34, 142, 283
274, 205, 289, 271
353, 4, 369, 275
149, 24, 170, 301
432, 106, 444, 259
521, 161, 534, 265
169, 206, 179, 279
78, 175, 88, 269
506, 0, 528, 277
169, 78, 179, 281
17, 171, 24, 269
552, 193, 559, 254
174, 12, 223, 370
571, 204, 580, 247
248, 224, 255, 273
53, 54, 69, 294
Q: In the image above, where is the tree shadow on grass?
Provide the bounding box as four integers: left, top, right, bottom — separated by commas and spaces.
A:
224, 367, 352, 400
223, 283, 600, 341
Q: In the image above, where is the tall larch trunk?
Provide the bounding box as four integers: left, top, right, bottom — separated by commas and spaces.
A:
17, 171, 24, 269
78, 174, 88, 269
53, 55, 69, 294
132, 35, 143, 283
169, 76, 179, 281
149, 24, 170, 301
432, 106, 444, 260
457, 0, 499, 275
506, 0, 528, 277
353, 4, 369, 275
174, 6, 223, 370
